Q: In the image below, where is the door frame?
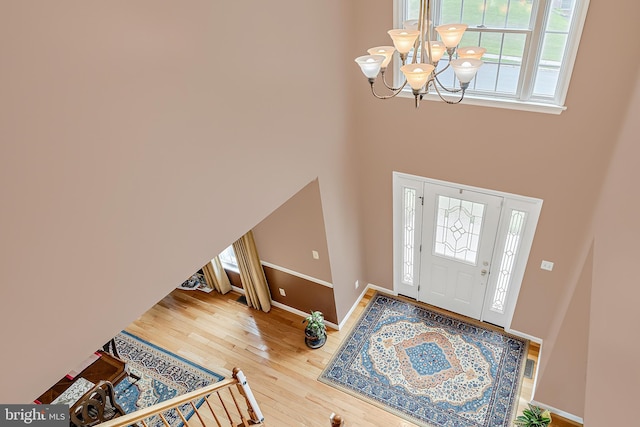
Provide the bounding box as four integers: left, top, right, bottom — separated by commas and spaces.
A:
392, 172, 543, 330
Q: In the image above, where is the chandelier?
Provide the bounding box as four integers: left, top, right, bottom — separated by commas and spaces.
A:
355, 0, 485, 108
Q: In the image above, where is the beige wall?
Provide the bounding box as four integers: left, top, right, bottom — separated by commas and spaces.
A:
351, 0, 640, 418
534, 243, 591, 417
3, 0, 640, 420
585, 68, 640, 426
353, 0, 640, 339
253, 179, 333, 284
0, 1, 362, 402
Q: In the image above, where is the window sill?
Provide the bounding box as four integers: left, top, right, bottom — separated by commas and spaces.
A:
396, 90, 567, 115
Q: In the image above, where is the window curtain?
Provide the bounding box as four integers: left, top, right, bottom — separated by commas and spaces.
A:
232, 230, 272, 312
202, 256, 232, 294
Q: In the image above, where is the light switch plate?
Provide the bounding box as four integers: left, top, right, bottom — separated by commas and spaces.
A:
312, 250, 319, 259
541, 260, 554, 271
279, 288, 286, 297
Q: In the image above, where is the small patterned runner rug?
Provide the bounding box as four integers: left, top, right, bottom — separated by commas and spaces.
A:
319, 293, 528, 427
113, 331, 224, 426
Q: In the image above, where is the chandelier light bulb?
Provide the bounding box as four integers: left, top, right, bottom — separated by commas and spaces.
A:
354, 55, 385, 78
387, 29, 420, 54
458, 46, 486, 60
367, 46, 396, 69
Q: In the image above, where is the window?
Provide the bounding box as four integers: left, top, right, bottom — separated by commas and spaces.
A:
218, 245, 238, 269
395, 0, 589, 113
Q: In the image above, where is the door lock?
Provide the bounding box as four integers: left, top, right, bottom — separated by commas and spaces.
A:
481, 269, 488, 276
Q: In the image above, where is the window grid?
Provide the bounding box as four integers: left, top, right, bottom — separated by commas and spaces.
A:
218, 245, 237, 268
398, 0, 583, 108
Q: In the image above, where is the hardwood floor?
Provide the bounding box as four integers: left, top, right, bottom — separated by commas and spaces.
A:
124, 288, 579, 427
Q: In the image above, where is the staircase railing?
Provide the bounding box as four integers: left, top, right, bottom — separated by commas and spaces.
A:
98, 367, 345, 427
100, 367, 264, 427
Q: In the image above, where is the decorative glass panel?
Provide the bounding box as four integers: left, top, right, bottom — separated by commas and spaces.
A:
434, 195, 485, 265
491, 210, 527, 313
402, 187, 417, 284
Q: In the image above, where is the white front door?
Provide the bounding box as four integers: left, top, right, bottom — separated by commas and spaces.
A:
419, 184, 502, 320
393, 172, 542, 328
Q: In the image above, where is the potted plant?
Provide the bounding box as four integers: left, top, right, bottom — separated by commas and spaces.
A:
303, 311, 327, 349
514, 404, 552, 427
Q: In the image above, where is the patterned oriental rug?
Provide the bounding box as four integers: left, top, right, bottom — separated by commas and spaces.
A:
319, 293, 528, 427
113, 331, 224, 425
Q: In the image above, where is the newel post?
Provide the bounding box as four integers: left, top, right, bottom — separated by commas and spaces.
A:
330, 413, 344, 426
232, 368, 265, 424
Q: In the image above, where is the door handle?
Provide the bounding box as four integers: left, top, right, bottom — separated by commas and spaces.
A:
481, 269, 488, 276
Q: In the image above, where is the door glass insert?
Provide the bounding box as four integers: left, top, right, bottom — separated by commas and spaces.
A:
434, 195, 485, 265
491, 209, 527, 313
402, 187, 417, 285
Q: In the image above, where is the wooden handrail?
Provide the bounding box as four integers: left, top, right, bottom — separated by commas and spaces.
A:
99, 368, 263, 427
96, 366, 341, 427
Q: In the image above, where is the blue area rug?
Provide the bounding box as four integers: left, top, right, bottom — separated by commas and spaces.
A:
319, 293, 528, 427
113, 331, 224, 426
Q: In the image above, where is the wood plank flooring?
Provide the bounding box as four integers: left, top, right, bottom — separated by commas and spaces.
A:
124, 288, 579, 427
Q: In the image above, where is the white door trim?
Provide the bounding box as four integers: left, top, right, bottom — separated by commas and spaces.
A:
392, 172, 543, 330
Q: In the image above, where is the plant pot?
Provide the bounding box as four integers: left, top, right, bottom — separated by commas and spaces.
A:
305, 330, 327, 349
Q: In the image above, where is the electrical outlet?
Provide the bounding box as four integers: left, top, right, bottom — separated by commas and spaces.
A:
312, 250, 319, 259
279, 288, 286, 297
540, 260, 554, 271
355, 280, 359, 289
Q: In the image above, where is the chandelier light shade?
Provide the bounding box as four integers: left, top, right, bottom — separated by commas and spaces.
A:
425, 41, 447, 62
401, 63, 436, 91
355, 55, 385, 78
387, 30, 420, 55
450, 58, 483, 83
458, 46, 487, 60
435, 24, 468, 48
355, 0, 484, 108
367, 46, 396, 68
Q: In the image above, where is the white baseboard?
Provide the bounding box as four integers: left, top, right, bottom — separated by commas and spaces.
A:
530, 400, 583, 425
270, 300, 339, 330
232, 286, 340, 330
337, 286, 369, 330
260, 261, 333, 289
336, 283, 396, 330
366, 283, 396, 296
506, 327, 543, 344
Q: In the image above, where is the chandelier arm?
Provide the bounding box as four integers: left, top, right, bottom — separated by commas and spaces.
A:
370, 80, 408, 100
380, 69, 408, 91
432, 79, 465, 104
433, 61, 450, 76
434, 75, 463, 94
